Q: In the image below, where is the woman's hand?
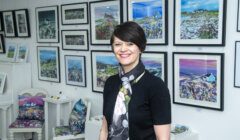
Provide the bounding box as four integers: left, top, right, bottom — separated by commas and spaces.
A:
99, 116, 108, 140
154, 124, 171, 140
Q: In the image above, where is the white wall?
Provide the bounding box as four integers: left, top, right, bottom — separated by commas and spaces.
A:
0, 0, 240, 140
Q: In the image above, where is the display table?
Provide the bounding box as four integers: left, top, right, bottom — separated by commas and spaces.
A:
0, 101, 12, 140
43, 97, 72, 140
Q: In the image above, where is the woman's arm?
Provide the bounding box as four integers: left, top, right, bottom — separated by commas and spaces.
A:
99, 116, 108, 140
154, 124, 171, 140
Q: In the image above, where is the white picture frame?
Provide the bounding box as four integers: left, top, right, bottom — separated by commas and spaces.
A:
16, 44, 29, 62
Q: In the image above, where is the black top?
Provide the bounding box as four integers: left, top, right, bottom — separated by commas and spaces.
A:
103, 71, 171, 140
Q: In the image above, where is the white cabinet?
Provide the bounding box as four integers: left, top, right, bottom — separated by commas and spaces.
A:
0, 62, 31, 118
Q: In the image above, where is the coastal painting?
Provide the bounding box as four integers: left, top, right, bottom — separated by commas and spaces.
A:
128, 0, 167, 44
174, 0, 226, 45
173, 53, 224, 111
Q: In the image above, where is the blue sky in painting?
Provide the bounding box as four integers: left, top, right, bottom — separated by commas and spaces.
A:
96, 55, 118, 65
68, 59, 81, 69
40, 50, 56, 61
132, 0, 162, 19
181, 0, 219, 12
95, 5, 118, 19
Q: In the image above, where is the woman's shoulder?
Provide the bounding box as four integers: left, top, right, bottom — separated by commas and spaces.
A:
143, 70, 165, 85
105, 74, 120, 86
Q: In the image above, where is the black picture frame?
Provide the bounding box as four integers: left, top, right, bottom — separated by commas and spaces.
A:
37, 46, 60, 83
173, 0, 227, 46
14, 9, 31, 37
2, 10, 17, 37
0, 12, 4, 31
61, 29, 89, 51
127, 0, 168, 45
234, 41, 240, 87
61, 2, 88, 25
0, 34, 5, 53
65, 55, 87, 87
36, 6, 59, 43
89, 0, 123, 45
173, 52, 224, 111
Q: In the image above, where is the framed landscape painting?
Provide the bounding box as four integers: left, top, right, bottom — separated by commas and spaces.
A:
2, 11, 17, 37
90, 0, 123, 45
65, 55, 86, 87
37, 46, 60, 83
61, 30, 88, 51
174, 0, 226, 46
15, 9, 30, 37
91, 51, 118, 93
16, 44, 28, 62
0, 34, 5, 53
36, 6, 59, 43
0, 73, 7, 94
127, 0, 168, 45
173, 52, 224, 111
234, 41, 240, 87
142, 52, 167, 83
61, 2, 88, 25
5, 43, 17, 62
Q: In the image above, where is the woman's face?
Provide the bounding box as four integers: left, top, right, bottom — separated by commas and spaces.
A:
112, 37, 141, 73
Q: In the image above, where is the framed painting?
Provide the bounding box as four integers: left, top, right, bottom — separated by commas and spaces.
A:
61, 2, 88, 25
89, 0, 123, 45
142, 52, 167, 83
16, 44, 28, 62
5, 43, 17, 62
91, 51, 118, 93
234, 41, 240, 87
36, 6, 59, 43
0, 34, 5, 53
15, 9, 31, 37
0, 12, 4, 31
61, 30, 89, 51
174, 0, 226, 46
37, 46, 60, 83
127, 0, 168, 45
0, 73, 7, 94
65, 55, 86, 87
173, 52, 224, 111
2, 11, 17, 37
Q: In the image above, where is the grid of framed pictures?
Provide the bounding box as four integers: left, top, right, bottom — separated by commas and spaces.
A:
127, 0, 168, 45
2, 11, 17, 37
37, 46, 60, 83
173, 52, 224, 111
61, 2, 88, 25
15, 9, 30, 37
234, 41, 240, 88
173, 0, 227, 46
36, 6, 59, 43
65, 55, 86, 87
61, 30, 88, 51
0, 34, 5, 53
89, 0, 123, 45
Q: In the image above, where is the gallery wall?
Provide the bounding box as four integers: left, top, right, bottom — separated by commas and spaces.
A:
0, 0, 240, 140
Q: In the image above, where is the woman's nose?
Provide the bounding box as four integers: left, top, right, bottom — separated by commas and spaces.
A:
120, 44, 127, 51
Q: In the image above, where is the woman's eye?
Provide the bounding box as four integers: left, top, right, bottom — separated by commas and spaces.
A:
114, 43, 121, 46
127, 43, 134, 46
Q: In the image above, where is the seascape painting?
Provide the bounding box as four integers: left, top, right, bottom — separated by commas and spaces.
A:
38, 47, 60, 82
180, 0, 219, 39
173, 53, 224, 110
65, 55, 86, 87
129, 0, 166, 44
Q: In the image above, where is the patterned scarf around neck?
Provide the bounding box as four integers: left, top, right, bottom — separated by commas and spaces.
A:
109, 61, 145, 140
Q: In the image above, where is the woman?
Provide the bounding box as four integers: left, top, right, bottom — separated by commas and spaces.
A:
100, 21, 171, 140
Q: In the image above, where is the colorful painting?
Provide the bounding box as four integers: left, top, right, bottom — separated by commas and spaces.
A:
173, 53, 224, 111
90, 0, 122, 45
37, 46, 60, 82
65, 55, 86, 87
174, 0, 226, 45
6, 43, 17, 62
128, 0, 167, 44
36, 6, 59, 43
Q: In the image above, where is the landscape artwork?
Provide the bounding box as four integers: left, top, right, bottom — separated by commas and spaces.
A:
128, 0, 167, 44
15, 9, 30, 37
38, 47, 60, 82
174, 0, 225, 45
3, 11, 16, 37
36, 6, 58, 42
173, 53, 223, 110
90, 1, 122, 44
16, 45, 28, 62
62, 30, 88, 50
6, 44, 17, 61
65, 55, 86, 87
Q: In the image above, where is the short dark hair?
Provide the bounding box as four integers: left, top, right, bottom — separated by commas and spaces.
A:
110, 21, 146, 52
